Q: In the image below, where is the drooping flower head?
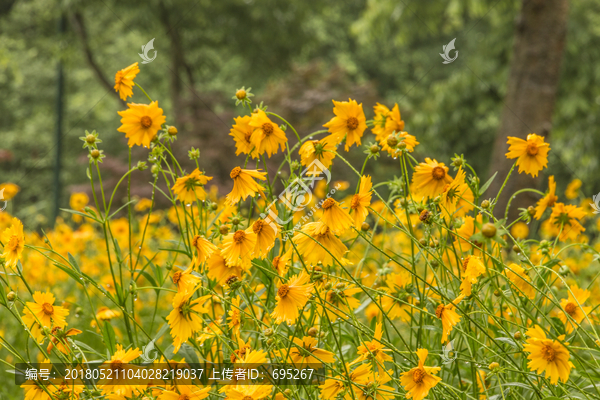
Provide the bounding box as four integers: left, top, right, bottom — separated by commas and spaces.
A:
504, 264, 535, 300
191, 234, 218, 267
171, 169, 212, 204
226, 167, 267, 206
271, 272, 314, 325
230, 115, 258, 158
114, 62, 139, 101
249, 110, 287, 157
166, 289, 210, 353
117, 101, 166, 147
1, 217, 24, 267
534, 176, 558, 220
299, 138, 337, 169
292, 222, 347, 266
436, 295, 464, 343
323, 99, 367, 151
505, 133, 550, 177
221, 229, 257, 266
350, 323, 392, 366
319, 197, 353, 234
350, 175, 373, 228
288, 336, 335, 368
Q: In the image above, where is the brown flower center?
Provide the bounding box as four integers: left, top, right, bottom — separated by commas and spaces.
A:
435, 304, 445, 319
192, 235, 201, 248
347, 116, 359, 130
233, 230, 246, 243
252, 220, 265, 234
172, 271, 182, 285
141, 116, 153, 128
461, 257, 470, 272
42, 303, 54, 315
564, 302, 577, 316
412, 367, 426, 383
7, 235, 19, 250
541, 344, 556, 362
262, 123, 274, 136
526, 143, 539, 156
351, 194, 360, 209
547, 195, 558, 207
178, 394, 190, 400
432, 166, 446, 180
112, 360, 124, 370
242, 397, 253, 400
230, 166, 242, 179
322, 198, 335, 209
278, 284, 290, 298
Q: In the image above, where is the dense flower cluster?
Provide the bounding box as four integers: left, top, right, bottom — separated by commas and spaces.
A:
0, 64, 599, 400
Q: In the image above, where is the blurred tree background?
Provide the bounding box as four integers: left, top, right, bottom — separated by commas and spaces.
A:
1, 0, 600, 228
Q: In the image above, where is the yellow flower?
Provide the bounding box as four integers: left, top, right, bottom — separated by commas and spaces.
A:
323, 99, 367, 151
383, 104, 405, 137
191, 234, 218, 266
288, 336, 335, 367
251, 219, 277, 258
166, 289, 211, 353
96, 306, 121, 322
299, 138, 337, 169
534, 176, 558, 219
224, 385, 273, 400
98, 344, 144, 397
476, 369, 490, 399
504, 264, 535, 300
565, 178, 582, 200
350, 176, 373, 228
381, 271, 413, 322
69, 192, 89, 213
379, 131, 419, 156
292, 222, 347, 266
226, 167, 267, 206
249, 110, 287, 157
523, 326, 573, 384
157, 384, 211, 400
0, 183, 20, 200
459, 256, 486, 296
505, 134, 550, 177
46, 327, 82, 354
400, 349, 441, 400
320, 364, 371, 399
171, 169, 212, 204
1, 217, 25, 267
207, 251, 246, 285
221, 229, 257, 266
454, 215, 482, 253
372, 102, 390, 141
320, 197, 353, 234
558, 285, 591, 333
228, 297, 242, 335
271, 251, 290, 276
172, 265, 201, 292
117, 101, 166, 147
549, 202, 586, 241
510, 222, 529, 239
271, 272, 314, 325
114, 62, 139, 101
439, 167, 473, 220
354, 369, 396, 400
230, 115, 258, 158
350, 323, 392, 365
134, 198, 153, 212
411, 158, 453, 200
321, 282, 362, 321
22, 291, 68, 330
436, 295, 464, 343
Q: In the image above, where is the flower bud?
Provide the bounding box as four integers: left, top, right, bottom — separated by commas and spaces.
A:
489, 362, 500, 370
481, 200, 490, 209
386, 136, 398, 148
90, 149, 100, 159
481, 223, 496, 238
361, 222, 370, 231
235, 89, 247, 100
514, 331, 522, 341
512, 244, 521, 253
7, 291, 16, 301
167, 126, 178, 136
263, 328, 273, 337
307, 327, 318, 337
370, 144, 380, 154
527, 206, 535, 216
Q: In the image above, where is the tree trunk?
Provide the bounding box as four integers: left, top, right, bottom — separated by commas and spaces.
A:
488, 0, 568, 221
